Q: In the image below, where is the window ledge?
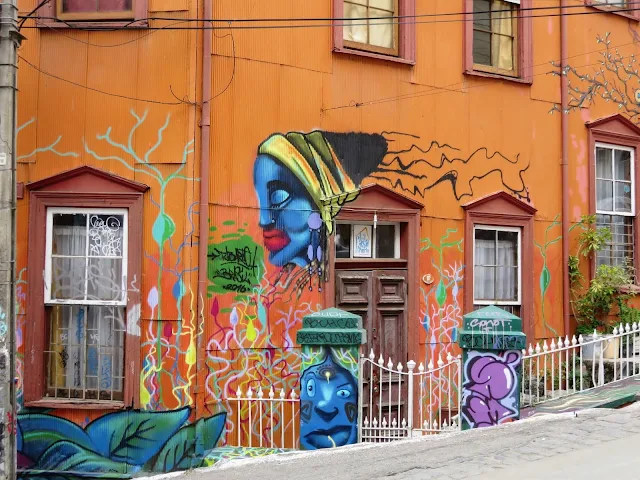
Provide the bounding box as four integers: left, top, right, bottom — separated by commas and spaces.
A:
618, 284, 640, 295
25, 399, 127, 410
35, 19, 148, 29
584, 2, 640, 21
464, 69, 532, 85
333, 47, 415, 65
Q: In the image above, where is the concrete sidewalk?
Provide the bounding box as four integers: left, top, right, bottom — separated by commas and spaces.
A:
146, 402, 640, 480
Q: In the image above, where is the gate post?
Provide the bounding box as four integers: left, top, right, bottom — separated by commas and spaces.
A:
406, 360, 416, 437
457, 306, 527, 430
296, 308, 367, 450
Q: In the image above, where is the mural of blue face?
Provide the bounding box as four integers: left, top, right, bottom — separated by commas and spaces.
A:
253, 154, 315, 267
299, 352, 358, 450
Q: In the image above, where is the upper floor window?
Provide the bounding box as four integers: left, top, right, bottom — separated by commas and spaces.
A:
38, 0, 147, 26
595, 144, 635, 269
59, 0, 134, 19
464, 0, 532, 82
344, 0, 398, 56
584, 0, 640, 20
333, 0, 416, 64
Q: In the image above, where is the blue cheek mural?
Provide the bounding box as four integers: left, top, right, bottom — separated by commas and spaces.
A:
299, 351, 358, 450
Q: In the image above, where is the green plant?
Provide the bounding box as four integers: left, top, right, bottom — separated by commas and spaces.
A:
569, 215, 635, 335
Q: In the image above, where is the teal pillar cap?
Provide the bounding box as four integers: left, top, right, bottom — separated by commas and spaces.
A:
457, 306, 527, 350
297, 308, 367, 346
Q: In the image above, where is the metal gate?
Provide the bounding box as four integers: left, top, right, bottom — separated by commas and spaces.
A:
358, 350, 462, 442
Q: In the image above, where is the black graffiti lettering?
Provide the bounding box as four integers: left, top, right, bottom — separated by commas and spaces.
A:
209, 245, 259, 273
303, 317, 358, 329
297, 331, 362, 345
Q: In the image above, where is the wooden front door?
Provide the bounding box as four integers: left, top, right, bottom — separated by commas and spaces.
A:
335, 269, 408, 429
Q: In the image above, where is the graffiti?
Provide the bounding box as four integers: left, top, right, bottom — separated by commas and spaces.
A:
299, 347, 358, 450
461, 351, 521, 429
534, 215, 562, 337
202, 446, 288, 467
459, 334, 525, 350
0, 306, 6, 343
419, 229, 464, 419
17, 409, 226, 476
254, 131, 526, 292
16, 117, 79, 164
296, 331, 362, 345
208, 225, 264, 294
551, 33, 640, 122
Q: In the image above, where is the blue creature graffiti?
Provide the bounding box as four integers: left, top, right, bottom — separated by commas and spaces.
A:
299, 351, 358, 450
461, 351, 521, 428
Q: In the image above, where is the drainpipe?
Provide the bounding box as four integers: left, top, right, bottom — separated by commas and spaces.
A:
561, 0, 571, 337
196, 0, 212, 459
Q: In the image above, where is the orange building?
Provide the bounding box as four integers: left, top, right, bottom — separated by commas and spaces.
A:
13, 0, 640, 476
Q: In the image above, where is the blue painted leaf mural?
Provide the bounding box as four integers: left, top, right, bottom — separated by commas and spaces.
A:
35, 441, 138, 475
201, 412, 227, 451
436, 279, 447, 307
148, 412, 227, 472
85, 407, 190, 466
18, 414, 93, 461
152, 212, 176, 246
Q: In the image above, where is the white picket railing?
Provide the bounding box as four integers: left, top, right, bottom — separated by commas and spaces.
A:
520, 323, 640, 408
358, 350, 462, 443
227, 387, 300, 449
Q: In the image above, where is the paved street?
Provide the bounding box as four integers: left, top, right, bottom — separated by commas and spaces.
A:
173, 402, 640, 480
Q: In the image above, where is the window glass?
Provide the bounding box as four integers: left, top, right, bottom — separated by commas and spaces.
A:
474, 228, 520, 304
45, 208, 127, 402
335, 223, 352, 259
595, 145, 635, 273
344, 0, 397, 52
376, 225, 396, 258
62, 0, 132, 13
472, 0, 517, 72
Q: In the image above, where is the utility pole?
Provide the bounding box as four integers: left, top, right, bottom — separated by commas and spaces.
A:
0, 1, 22, 478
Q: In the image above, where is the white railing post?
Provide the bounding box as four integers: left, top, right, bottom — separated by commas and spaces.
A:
407, 360, 416, 438
457, 355, 462, 431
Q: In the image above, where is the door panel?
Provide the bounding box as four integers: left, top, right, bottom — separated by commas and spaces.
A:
335, 269, 408, 432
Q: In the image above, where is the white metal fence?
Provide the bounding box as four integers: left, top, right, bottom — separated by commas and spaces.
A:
214, 387, 300, 450
358, 350, 462, 443
520, 324, 640, 408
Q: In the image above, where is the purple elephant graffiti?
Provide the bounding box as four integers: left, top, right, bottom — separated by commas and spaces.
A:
461, 351, 521, 428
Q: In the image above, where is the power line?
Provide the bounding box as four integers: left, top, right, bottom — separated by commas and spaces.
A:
19, 5, 640, 31
18, 0, 631, 26
17, 54, 184, 105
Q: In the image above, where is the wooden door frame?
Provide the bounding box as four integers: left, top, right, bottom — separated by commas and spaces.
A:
324, 184, 422, 363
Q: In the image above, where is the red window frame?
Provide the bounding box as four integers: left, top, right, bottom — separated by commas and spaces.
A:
463, 0, 533, 84
37, 0, 148, 28
587, 114, 640, 285
24, 166, 147, 409
332, 0, 416, 64
584, 0, 640, 21
463, 191, 537, 340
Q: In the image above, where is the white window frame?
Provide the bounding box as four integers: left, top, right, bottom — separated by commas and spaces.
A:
44, 207, 128, 306
335, 221, 401, 259
595, 142, 635, 217
473, 225, 522, 306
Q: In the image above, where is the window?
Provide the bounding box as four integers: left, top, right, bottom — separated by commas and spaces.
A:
473, 226, 521, 316
344, 0, 399, 55
472, 0, 517, 73
595, 144, 635, 270
25, 166, 146, 408
335, 222, 400, 259
45, 208, 127, 401
58, 0, 134, 19
584, 0, 640, 20
38, 0, 147, 26
464, 0, 532, 82
333, 0, 415, 63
